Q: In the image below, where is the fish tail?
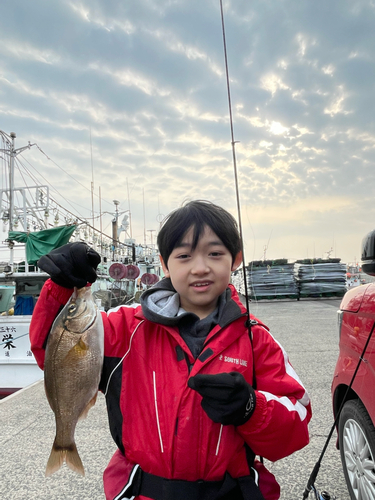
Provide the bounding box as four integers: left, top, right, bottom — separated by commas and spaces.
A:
45, 440, 85, 477
65, 443, 85, 476
45, 441, 65, 477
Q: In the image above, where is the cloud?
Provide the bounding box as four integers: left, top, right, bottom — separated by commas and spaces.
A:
1, 0, 375, 263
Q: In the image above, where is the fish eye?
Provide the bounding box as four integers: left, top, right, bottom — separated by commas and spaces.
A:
68, 304, 77, 314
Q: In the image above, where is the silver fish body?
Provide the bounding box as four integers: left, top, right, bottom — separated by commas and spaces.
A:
44, 286, 104, 476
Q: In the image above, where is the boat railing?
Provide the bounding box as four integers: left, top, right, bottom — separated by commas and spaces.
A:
0, 239, 162, 278
0, 243, 46, 275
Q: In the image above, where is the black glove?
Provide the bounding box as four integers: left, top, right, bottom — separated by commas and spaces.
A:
188, 372, 256, 426
37, 242, 101, 288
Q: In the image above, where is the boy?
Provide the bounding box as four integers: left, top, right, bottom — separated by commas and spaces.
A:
30, 200, 311, 500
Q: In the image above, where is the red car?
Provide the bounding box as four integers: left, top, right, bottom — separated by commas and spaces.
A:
332, 230, 375, 499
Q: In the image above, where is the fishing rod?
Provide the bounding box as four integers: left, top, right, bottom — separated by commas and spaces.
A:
302, 320, 375, 499
219, 0, 252, 320
218, 3, 366, 499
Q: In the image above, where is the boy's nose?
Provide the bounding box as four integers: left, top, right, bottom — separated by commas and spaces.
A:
191, 256, 209, 274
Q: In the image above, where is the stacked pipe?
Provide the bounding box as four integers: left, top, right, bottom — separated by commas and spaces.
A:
294, 259, 347, 298
233, 260, 298, 300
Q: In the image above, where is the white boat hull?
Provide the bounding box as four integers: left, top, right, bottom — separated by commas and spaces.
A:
0, 315, 43, 397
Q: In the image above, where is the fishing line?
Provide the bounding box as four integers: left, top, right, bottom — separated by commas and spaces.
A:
302, 320, 375, 499
219, 5, 363, 498
219, 0, 252, 321
104, 319, 144, 397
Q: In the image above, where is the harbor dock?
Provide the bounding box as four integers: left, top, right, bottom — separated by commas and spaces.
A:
0, 380, 116, 499
1, 299, 350, 499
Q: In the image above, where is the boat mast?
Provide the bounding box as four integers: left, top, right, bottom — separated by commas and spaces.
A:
90, 127, 95, 230
9, 132, 16, 233
0, 131, 36, 269
0, 132, 36, 230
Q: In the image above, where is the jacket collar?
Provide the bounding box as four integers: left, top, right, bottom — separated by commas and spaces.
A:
138, 279, 246, 323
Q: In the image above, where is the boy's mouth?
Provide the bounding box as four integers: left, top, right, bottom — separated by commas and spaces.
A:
191, 281, 212, 288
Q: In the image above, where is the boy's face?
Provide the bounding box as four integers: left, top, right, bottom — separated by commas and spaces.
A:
160, 225, 242, 319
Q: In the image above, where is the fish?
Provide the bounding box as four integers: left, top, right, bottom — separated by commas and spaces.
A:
44, 286, 104, 477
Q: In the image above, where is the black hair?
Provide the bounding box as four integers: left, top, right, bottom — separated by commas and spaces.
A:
157, 200, 241, 267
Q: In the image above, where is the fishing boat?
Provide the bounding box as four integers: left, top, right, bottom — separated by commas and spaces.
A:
345, 262, 367, 289
0, 130, 161, 397
0, 259, 48, 397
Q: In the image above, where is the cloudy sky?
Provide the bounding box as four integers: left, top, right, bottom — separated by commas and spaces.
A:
1, 0, 375, 264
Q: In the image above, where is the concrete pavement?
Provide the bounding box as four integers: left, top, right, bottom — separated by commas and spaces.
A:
0, 298, 350, 499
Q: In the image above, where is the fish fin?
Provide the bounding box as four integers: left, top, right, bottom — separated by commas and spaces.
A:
77, 338, 89, 350
65, 443, 85, 477
78, 392, 98, 421
45, 440, 85, 477
64, 339, 89, 363
45, 442, 65, 477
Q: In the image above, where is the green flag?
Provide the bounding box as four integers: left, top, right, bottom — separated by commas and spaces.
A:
8, 225, 77, 265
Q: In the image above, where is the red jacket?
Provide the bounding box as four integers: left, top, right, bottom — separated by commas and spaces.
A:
30, 280, 311, 500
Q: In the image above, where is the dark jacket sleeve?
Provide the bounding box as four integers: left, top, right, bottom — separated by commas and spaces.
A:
29, 278, 73, 369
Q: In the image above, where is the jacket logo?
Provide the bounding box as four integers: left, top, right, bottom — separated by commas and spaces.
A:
219, 355, 247, 367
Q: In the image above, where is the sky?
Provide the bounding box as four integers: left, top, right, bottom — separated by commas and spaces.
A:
1, 0, 375, 265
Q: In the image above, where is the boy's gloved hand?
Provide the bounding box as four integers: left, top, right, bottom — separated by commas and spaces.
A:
188, 372, 256, 426
37, 242, 101, 289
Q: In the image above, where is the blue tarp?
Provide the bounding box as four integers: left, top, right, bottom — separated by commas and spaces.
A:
14, 296, 35, 315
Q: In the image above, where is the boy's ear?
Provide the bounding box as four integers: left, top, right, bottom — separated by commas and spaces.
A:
231, 251, 243, 272
159, 255, 170, 278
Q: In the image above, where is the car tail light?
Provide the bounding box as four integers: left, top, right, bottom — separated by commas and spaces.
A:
337, 310, 344, 339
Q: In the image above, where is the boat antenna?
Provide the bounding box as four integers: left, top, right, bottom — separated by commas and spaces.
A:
219, 0, 252, 321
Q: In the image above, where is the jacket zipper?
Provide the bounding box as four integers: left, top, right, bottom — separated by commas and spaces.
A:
184, 351, 194, 373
